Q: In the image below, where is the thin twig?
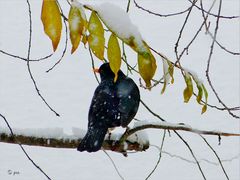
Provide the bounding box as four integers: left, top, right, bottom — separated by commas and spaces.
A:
89, 46, 100, 84
151, 146, 240, 166
205, 0, 239, 119
103, 150, 124, 180
177, 0, 216, 62
133, 0, 191, 17
140, 100, 166, 122
199, 0, 240, 56
126, 0, 131, 13
0, 112, 51, 180
0, 49, 53, 62
174, 0, 197, 63
187, 0, 239, 19
145, 130, 166, 180
200, 135, 229, 180
26, 0, 59, 116
174, 131, 207, 180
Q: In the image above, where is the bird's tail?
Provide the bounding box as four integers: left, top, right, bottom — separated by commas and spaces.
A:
77, 126, 108, 152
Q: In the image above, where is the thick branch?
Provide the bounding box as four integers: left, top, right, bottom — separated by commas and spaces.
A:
0, 128, 149, 154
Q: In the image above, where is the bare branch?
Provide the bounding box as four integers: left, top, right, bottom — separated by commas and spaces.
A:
120, 121, 240, 143
0, 112, 51, 180
175, 131, 207, 180
0, 49, 53, 62
187, 0, 239, 19
133, 0, 191, 17
145, 130, 166, 180
199, 0, 240, 56
25, 0, 59, 117
103, 150, 124, 180
174, 0, 197, 62
205, 0, 239, 119
200, 135, 229, 180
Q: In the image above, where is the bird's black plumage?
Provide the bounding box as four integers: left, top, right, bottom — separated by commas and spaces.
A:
77, 63, 140, 152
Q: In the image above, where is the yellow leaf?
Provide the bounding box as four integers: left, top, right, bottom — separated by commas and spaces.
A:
88, 34, 105, 60
81, 34, 88, 46
88, 12, 104, 35
167, 60, 174, 84
41, 0, 62, 51
201, 104, 207, 114
183, 73, 193, 103
107, 33, 121, 82
88, 12, 105, 60
68, 1, 87, 53
138, 50, 157, 89
201, 84, 208, 114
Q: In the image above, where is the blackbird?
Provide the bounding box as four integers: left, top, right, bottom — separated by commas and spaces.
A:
77, 63, 140, 152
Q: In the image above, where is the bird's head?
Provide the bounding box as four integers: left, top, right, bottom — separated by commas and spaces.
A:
94, 63, 124, 81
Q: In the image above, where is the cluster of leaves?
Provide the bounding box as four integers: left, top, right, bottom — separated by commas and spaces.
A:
41, 0, 208, 113
41, 0, 156, 89
183, 71, 208, 114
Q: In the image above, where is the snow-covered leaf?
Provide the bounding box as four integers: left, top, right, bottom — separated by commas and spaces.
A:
41, 0, 62, 51
68, 1, 87, 53
93, 3, 144, 52
88, 11, 105, 60
107, 33, 121, 82
161, 59, 173, 94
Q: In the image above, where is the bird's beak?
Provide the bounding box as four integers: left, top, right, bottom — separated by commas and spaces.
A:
93, 68, 99, 73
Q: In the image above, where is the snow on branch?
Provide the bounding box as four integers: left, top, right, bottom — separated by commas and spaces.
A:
0, 127, 149, 153
0, 121, 239, 154
119, 121, 240, 143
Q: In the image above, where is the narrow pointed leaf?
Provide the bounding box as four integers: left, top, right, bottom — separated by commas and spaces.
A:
41, 0, 62, 51
161, 59, 169, 94
107, 33, 121, 82
167, 60, 174, 84
88, 12, 105, 60
196, 84, 203, 104
183, 72, 193, 103
68, 1, 87, 53
138, 49, 157, 89
201, 84, 208, 114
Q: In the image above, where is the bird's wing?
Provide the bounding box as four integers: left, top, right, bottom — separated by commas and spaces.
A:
117, 78, 140, 127
88, 83, 121, 128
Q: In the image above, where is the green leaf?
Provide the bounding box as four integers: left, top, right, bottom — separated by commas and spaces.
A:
107, 33, 121, 82
183, 72, 193, 103
196, 84, 203, 104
